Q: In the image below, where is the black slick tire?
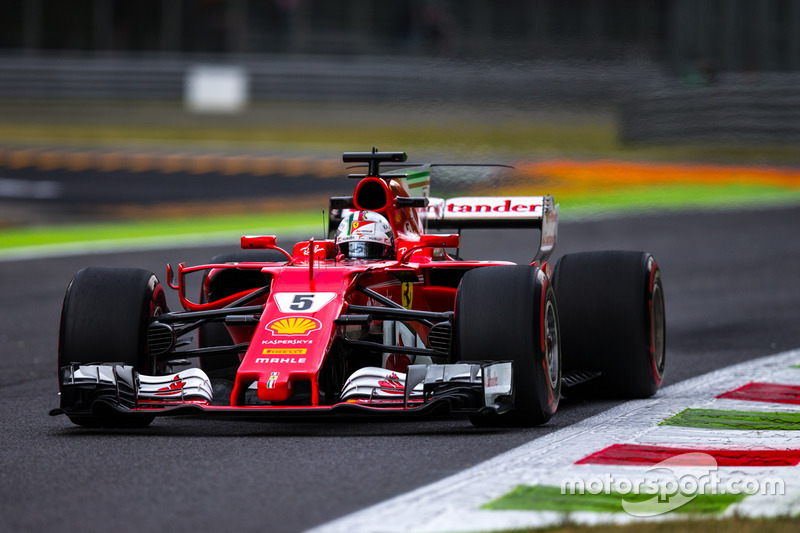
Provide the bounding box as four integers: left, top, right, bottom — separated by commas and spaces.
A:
58, 267, 168, 427
552, 251, 665, 398
455, 265, 561, 427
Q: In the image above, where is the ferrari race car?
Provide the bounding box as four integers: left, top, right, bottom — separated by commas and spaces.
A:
51, 150, 666, 428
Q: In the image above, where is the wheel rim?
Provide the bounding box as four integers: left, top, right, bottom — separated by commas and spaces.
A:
544, 299, 559, 389
651, 281, 666, 375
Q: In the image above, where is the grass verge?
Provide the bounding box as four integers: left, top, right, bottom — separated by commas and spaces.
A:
0, 211, 321, 258
532, 184, 800, 219
2, 100, 799, 164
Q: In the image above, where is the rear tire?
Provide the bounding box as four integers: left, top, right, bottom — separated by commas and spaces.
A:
58, 267, 168, 427
455, 265, 561, 427
552, 251, 665, 398
198, 250, 285, 379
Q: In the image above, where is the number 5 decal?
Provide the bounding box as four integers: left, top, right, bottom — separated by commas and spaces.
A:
274, 292, 337, 313
290, 294, 314, 311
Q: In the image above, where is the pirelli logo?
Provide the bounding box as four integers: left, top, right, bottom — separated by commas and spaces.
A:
262, 348, 307, 355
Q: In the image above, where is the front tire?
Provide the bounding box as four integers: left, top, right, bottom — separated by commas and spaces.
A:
455, 265, 561, 427
58, 267, 168, 427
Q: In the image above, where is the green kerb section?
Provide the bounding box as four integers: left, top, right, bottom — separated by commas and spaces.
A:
482, 485, 744, 514
661, 408, 800, 430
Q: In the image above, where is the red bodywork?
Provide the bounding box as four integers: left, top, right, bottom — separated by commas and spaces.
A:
52, 152, 561, 424
163, 172, 515, 410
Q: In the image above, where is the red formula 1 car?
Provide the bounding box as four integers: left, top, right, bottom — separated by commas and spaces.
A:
51, 150, 666, 428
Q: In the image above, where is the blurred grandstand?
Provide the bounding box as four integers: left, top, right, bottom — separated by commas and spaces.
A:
0, 0, 798, 143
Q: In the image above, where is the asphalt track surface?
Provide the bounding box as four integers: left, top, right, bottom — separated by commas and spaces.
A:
0, 166, 350, 205
2, 205, 800, 532
0, 165, 352, 225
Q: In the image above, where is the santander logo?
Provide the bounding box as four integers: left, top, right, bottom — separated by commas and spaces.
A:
444, 197, 543, 218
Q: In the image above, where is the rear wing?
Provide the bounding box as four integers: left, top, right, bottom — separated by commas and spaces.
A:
330, 151, 557, 261
426, 195, 558, 262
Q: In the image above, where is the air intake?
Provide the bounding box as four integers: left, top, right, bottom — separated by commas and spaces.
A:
427, 322, 453, 354
147, 322, 174, 356
353, 177, 391, 212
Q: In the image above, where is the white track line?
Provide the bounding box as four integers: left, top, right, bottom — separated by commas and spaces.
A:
308, 349, 800, 533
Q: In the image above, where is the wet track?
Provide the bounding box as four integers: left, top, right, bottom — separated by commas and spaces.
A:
2, 206, 800, 532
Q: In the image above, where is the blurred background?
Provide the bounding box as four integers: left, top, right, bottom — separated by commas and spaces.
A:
0, 0, 798, 240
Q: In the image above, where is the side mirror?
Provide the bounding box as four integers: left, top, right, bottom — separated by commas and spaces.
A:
241, 235, 278, 249
419, 234, 460, 249
241, 235, 292, 260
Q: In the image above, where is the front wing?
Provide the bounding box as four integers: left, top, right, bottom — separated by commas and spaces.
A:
50, 362, 515, 422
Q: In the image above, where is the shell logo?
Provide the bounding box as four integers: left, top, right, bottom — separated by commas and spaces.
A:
266, 316, 322, 336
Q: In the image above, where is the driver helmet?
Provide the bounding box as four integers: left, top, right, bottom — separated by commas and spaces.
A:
335, 211, 395, 260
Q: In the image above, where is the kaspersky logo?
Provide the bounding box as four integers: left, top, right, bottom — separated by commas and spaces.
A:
266, 316, 322, 336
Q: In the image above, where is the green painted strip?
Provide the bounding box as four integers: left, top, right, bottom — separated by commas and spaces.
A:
661, 409, 800, 430
554, 184, 800, 219
482, 485, 744, 515
0, 211, 321, 252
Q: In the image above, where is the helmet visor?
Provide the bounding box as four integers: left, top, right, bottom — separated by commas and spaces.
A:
340, 241, 392, 260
